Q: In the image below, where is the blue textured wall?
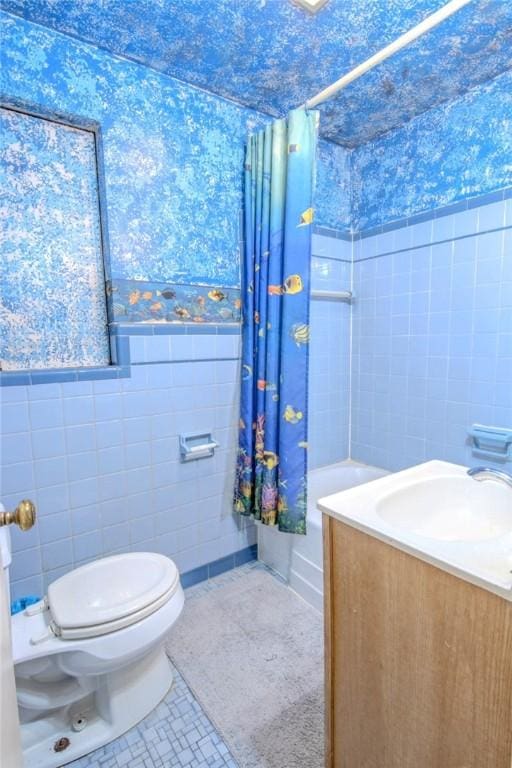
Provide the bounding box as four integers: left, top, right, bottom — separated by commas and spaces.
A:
316, 139, 351, 232
0, 13, 259, 287
351, 68, 512, 232
0, 12, 348, 292
3, 0, 512, 148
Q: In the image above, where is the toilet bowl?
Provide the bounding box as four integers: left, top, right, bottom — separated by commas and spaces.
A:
10, 552, 185, 768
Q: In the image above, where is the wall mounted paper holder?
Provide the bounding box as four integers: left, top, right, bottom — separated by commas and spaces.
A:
179, 432, 219, 462
468, 424, 512, 460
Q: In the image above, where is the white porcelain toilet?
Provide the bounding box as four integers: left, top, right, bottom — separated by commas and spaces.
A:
3, 533, 184, 768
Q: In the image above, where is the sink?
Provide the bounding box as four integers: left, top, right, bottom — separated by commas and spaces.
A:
318, 460, 512, 601
376, 476, 512, 542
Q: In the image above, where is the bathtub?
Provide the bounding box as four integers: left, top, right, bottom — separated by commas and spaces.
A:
257, 460, 389, 612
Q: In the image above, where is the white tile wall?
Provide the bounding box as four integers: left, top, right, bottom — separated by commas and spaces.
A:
1, 335, 255, 600
0, 230, 378, 600
309, 235, 352, 468
351, 199, 512, 471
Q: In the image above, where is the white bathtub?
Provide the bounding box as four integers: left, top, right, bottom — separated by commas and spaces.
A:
258, 460, 389, 612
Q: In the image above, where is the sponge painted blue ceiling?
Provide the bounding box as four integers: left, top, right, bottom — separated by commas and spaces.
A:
2, 0, 512, 147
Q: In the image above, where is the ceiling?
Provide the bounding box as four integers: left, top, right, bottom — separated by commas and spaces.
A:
2, 0, 512, 147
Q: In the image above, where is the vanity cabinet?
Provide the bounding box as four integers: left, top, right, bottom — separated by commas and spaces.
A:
323, 514, 512, 768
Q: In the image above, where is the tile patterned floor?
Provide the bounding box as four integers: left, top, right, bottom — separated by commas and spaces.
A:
69, 562, 267, 768
70, 665, 238, 768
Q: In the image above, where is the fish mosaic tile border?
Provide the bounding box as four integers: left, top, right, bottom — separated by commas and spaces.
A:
109, 278, 241, 325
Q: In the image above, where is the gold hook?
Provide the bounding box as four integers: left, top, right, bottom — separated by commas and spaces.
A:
0, 500, 36, 531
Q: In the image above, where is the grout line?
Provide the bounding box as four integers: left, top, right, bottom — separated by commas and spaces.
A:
352, 223, 512, 264
311, 252, 352, 264
131, 356, 240, 366
354, 187, 512, 240
347, 235, 354, 459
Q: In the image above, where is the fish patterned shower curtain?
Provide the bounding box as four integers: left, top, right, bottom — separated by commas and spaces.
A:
235, 109, 318, 534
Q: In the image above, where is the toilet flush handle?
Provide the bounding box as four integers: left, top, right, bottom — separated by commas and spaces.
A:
0, 499, 36, 531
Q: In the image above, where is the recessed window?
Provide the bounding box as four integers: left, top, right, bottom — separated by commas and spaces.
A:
0, 106, 110, 371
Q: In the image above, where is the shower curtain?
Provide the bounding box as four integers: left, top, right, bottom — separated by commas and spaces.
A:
234, 108, 318, 534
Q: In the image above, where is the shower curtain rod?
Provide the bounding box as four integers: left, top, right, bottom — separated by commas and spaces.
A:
301, 0, 472, 110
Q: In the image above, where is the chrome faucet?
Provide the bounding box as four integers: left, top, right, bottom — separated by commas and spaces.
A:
467, 466, 512, 489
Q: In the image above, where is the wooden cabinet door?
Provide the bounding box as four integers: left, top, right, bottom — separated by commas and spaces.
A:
323, 515, 512, 768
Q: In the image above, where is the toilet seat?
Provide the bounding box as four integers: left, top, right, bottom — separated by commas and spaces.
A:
13, 575, 185, 668
11, 551, 185, 768
43, 553, 179, 641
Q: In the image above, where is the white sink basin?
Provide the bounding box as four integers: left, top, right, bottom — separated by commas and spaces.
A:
318, 460, 512, 601
376, 476, 512, 542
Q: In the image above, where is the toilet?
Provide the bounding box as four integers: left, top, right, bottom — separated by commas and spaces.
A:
2, 528, 184, 768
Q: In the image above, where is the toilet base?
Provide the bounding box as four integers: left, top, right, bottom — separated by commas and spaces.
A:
20, 645, 174, 768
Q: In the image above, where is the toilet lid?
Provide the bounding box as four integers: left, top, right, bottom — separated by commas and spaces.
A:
47, 553, 179, 632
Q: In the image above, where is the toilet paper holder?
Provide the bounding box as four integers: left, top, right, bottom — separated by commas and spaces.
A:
179, 432, 219, 462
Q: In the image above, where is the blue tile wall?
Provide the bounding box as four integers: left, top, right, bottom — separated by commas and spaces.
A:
1, 239, 348, 600
309, 233, 352, 468
1, 331, 260, 601
351, 196, 512, 471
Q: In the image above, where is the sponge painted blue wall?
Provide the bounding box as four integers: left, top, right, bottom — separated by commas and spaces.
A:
0, 12, 261, 288
2, 9, 510, 251
351, 68, 512, 232
316, 139, 351, 232
4, 0, 512, 148
0, 13, 351, 597
0, 12, 349, 297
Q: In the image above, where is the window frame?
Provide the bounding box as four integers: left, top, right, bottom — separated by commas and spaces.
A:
0, 97, 128, 385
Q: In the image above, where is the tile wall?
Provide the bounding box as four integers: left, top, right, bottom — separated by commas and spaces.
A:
351, 194, 512, 471
1, 227, 348, 601
1, 329, 257, 601
309, 233, 352, 468
3, 194, 510, 599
